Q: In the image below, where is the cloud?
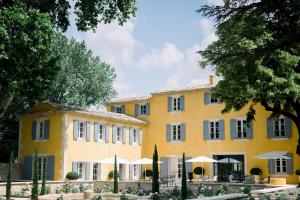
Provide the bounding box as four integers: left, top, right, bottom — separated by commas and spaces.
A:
207, 0, 224, 6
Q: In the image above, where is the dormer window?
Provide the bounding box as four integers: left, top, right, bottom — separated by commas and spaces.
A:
111, 105, 125, 114
168, 96, 184, 112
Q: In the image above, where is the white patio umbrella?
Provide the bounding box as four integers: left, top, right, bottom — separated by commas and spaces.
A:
96, 156, 131, 164
218, 158, 241, 164
186, 156, 219, 177
131, 158, 163, 179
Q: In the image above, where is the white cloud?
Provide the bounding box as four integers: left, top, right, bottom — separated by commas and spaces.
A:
207, 0, 224, 6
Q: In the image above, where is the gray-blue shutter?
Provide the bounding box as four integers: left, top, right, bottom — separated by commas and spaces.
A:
246, 121, 253, 139
23, 156, 32, 180
268, 159, 275, 174
146, 103, 150, 115
166, 124, 171, 142
47, 156, 55, 180
180, 96, 184, 111
86, 122, 91, 142
112, 125, 116, 143
111, 106, 115, 112
44, 120, 50, 139
122, 127, 126, 144
160, 157, 169, 177
85, 162, 90, 180
230, 119, 237, 139
181, 123, 186, 141
219, 120, 225, 140
72, 162, 78, 173
129, 128, 133, 145
94, 123, 99, 142
203, 121, 209, 140
73, 120, 79, 140
105, 125, 109, 143
267, 117, 273, 138
32, 121, 37, 140
168, 97, 172, 112
129, 165, 133, 179
138, 128, 142, 145
135, 104, 139, 116
204, 93, 210, 105
185, 157, 192, 175
121, 105, 125, 114
285, 117, 292, 138
286, 153, 293, 174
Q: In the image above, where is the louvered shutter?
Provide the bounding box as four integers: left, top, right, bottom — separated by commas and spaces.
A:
203, 121, 209, 140
44, 120, 50, 139
166, 124, 171, 142
230, 119, 236, 139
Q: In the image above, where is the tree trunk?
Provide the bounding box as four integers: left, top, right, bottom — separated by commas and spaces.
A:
0, 92, 14, 118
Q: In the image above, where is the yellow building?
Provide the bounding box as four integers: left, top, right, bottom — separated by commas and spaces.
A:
19, 77, 299, 184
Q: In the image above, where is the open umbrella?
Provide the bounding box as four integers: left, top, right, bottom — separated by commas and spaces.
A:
186, 156, 218, 178
96, 157, 130, 164
131, 158, 163, 179
218, 158, 241, 164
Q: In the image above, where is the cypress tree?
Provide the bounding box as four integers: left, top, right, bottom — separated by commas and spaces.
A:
40, 164, 47, 195
152, 145, 159, 194
113, 155, 118, 193
6, 151, 13, 200
181, 153, 187, 200
32, 149, 39, 200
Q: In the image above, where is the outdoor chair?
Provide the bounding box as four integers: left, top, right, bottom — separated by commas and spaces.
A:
202, 175, 209, 182
207, 176, 217, 183
244, 175, 254, 184
260, 176, 271, 184
159, 175, 175, 187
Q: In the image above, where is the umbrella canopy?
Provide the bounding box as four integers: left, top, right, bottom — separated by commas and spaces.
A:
96, 157, 130, 164
186, 156, 218, 163
131, 158, 163, 164
255, 151, 290, 159
218, 158, 241, 164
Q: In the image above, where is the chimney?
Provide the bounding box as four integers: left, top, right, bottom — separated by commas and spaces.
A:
209, 75, 215, 85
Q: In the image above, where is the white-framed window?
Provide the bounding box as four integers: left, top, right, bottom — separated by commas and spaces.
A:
172, 124, 181, 141
275, 158, 287, 173
78, 122, 85, 139
36, 120, 45, 139
210, 95, 219, 104
237, 119, 247, 138
116, 127, 122, 142
37, 157, 47, 180
172, 97, 181, 111
274, 117, 285, 137
99, 124, 104, 140
77, 162, 85, 179
140, 105, 147, 115
133, 128, 138, 144
115, 106, 123, 114
93, 163, 100, 180
177, 158, 183, 178
209, 121, 219, 139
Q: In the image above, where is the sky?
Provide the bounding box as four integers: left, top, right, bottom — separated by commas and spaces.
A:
66, 0, 223, 99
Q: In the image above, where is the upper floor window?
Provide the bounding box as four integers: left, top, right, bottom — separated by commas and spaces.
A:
112, 125, 125, 144
129, 127, 142, 145
73, 121, 91, 141
274, 117, 285, 137
275, 158, 287, 173
210, 121, 219, 139
237, 119, 247, 138
204, 93, 220, 105
77, 162, 85, 179
78, 122, 85, 139
99, 124, 104, 140
116, 127, 122, 142
37, 121, 45, 139
267, 116, 292, 139
135, 103, 150, 116
203, 120, 224, 140
210, 95, 219, 104
133, 129, 138, 143
168, 96, 184, 112
32, 119, 50, 140
230, 118, 253, 140
93, 163, 100, 180
172, 124, 181, 141
111, 105, 125, 114
140, 105, 147, 115
173, 97, 181, 111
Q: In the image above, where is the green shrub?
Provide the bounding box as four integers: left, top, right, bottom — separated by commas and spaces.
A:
193, 167, 205, 175
275, 194, 289, 200
250, 168, 262, 175
241, 185, 252, 195
295, 169, 300, 176
120, 193, 129, 200
79, 184, 92, 192
108, 171, 120, 179
91, 194, 102, 200
197, 185, 214, 197
143, 170, 153, 177
259, 194, 271, 200
56, 194, 63, 200
66, 172, 79, 180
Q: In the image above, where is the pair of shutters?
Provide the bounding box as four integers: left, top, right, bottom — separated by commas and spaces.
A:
129, 164, 142, 180
267, 117, 292, 138
129, 128, 142, 145
203, 120, 225, 140
160, 157, 192, 178
23, 156, 55, 180
94, 123, 109, 143
72, 162, 90, 180
230, 120, 253, 139
166, 123, 186, 142
111, 105, 125, 114
135, 103, 150, 116
112, 126, 126, 144
73, 121, 91, 141
168, 96, 185, 112
32, 120, 50, 140
204, 93, 220, 105
268, 153, 293, 174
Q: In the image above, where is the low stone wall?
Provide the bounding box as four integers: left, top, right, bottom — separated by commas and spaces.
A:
0, 163, 20, 181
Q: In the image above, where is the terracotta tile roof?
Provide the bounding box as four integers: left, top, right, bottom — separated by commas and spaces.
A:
107, 96, 152, 104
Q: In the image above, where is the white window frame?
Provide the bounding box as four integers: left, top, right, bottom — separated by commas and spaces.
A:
177, 158, 183, 179
275, 158, 287, 174
116, 126, 122, 142
36, 156, 47, 180
77, 162, 86, 179
171, 96, 181, 111
171, 124, 181, 141
36, 119, 46, 140
132, 128, 138, 144
210, 95, 219, 104
236, 118, 247, 139
99, 124, 104, 141
78, 121, 86, 139
140, 104, 147, 115
209, 120, 220, 139
93, 163, 100, 180
273, 116, 286, 137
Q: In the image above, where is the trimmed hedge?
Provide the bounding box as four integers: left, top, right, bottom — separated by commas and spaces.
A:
193, 167, 205, 175
250, 168, 262, 175
66, 172, 79, 180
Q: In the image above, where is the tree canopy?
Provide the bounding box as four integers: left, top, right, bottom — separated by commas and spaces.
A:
199, 0, 300, 154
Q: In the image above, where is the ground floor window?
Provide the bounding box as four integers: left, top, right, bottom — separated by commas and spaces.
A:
275, 158, 287, 173
77, 162, 85, 179
93, 163, 100, 180
177, 158, 183, 178
37, 157, 47, 180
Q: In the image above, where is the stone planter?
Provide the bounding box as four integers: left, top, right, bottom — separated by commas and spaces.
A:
194, 174, 201, 180
253, 175, 260, 183
101, 192, 138, 200
145, 176, 152, 181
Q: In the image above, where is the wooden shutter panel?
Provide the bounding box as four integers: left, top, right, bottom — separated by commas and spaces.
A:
168, 97, 172, 112
219, 120, 225, 140
72, 162, 78, 173
138, 129, 142, 145
267, 117, 273, 138
129, 165, 133, 180
32, 121, 37, 140
86, 122, 91, 142
121, 105, 125, 114
203, 121, 209, 140
286, 153, 293, 174
44, 120, 50, 139
135, 104, 139, 116
94, 123, 99, 142
23, 156, 33, 180
111, 106, 115, 112
285, 117, 292, 138
73, 120, 79, 140
246, 121, 253, 139
105, 125, 109, 143
85, 162, 90, 180
185, 157, 192, 176
47, 156, 55, 180
204, 93, 210, 105
230, 119, 236, 140
166, 124, 171, 142
268, 159, 275, 174
160, 157, 169, 177
129, 128, 133, 145
180, 123, 186, 141
146, 103, 150, 115
112, 125, 116, 143
122, 127, 126, 144
180, 96, 184, 111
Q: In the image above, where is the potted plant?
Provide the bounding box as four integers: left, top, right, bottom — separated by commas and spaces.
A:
65, 172, 79, 180
143, 170, 153, 180
295, 169, 300, 187
108, 171, 120, 180
193, 167, 205, 180
250, 167, 262, 183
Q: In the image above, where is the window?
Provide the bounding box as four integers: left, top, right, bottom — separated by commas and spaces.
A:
274, 117, 285, 137
210, 121, 219, 139
172, 125, 181, 141
116, 127, 122, 142
116, 107, 122, 113
78, 122, 85, 139
99, 124, 104, 140
275, 158, 287, 173
35, 120, 46, 139
93, 163, 100, 180
140, 105, 147, 115
37, 157, 47, 180
178, 158, 183, 178
172, 97, 181, 111
77, 162, 85, 179
133, 129, 138, 143
210, 95, 219, 104
237, 120, 247, 138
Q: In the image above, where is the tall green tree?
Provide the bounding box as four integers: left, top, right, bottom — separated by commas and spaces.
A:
32, 149, 39, 200
113, 155, 118, 194
152, 145, 159, 194
181, 153, 187, 200
199, 0, 300, 155
6, 151, 13, 200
